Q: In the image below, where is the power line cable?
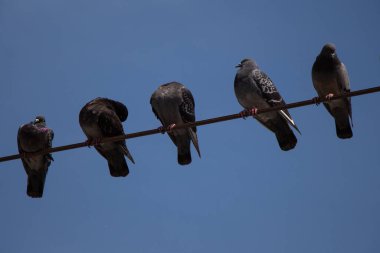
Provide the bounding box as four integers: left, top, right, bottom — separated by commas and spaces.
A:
1, 86, 379, 163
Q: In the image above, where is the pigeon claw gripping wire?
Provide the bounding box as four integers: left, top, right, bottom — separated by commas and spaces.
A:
85, 139, 91, 148
313, 96, 321, 105
85, 138, 102, 148
250, 108, 258, 117
239, 110, 246, 119
240, 108, 258, 119
325, 93, 334, 101
19, 152, 28, 159
167, 124, 177, 133
239, 109, 250, 119
157, 126, 166, 134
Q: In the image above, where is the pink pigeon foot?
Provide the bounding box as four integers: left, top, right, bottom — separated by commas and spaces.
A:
157, 126, 166, 134
250, 108, 258, 116
325, 93, 334, 100
167, 124, 177, 133
313, 96, 321, 105
86, 137, 102, 147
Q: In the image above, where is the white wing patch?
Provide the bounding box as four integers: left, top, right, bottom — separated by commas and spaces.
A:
279, 110, 300, 134
252, 69, 283, 104
279, 110, 295, 126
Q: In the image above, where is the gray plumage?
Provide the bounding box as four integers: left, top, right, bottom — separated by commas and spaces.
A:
150, 82, 200, 165
234, 58, 300, 151
312, 43, 353, 139
17, 116, 54, 198
79, 98, 134, 177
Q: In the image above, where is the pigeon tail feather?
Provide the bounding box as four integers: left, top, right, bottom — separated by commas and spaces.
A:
335, 118, 353, 139
27, 173, 46, 198
332, 108, 353, 139
121, 145, 135, 164
107, 150, 129, 177
275, 128, 297, 151
177, 137, 192, 165
178, 150, 192, 165
188, 128, 201, 158
279, 110, 301, 135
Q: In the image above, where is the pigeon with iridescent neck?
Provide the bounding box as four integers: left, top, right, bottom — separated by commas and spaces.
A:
312, 43, 353, 139
150, 82, 200, 165
79, 98, 135, 177
234, 58, 300, 151
17, 116, 54, 198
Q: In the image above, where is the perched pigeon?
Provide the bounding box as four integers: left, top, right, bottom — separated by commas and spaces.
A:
312, 43, 353, 139
17, 116, 54, 198
150, 82, 201, 165
234, 58, 300, 151
79, 98, 135, 177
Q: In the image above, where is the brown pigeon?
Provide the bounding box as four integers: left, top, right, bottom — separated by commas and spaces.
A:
17, 116, 54, 198
79, 98, 134, 177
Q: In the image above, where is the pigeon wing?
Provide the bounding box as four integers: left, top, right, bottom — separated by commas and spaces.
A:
17, 126, 32, 174
338, 63, 352, 123
179, 87, 200, 157
104, 98, 129, 122
252, 69, 300, 134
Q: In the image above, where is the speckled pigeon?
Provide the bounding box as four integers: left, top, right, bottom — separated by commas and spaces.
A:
150, 82, 200, 165
312, 43, 353, 139
17, 116, 54, 198
234, 58, 300, 151
79, 98, 135, 177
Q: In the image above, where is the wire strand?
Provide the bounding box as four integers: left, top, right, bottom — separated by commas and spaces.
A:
1, 86, 379, 163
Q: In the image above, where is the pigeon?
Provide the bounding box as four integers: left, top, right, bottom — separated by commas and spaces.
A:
79, 98, 135, 177
234, 58, 300, 151
17, 116, 54, 198
150, 82, 201, 165
312, 43, 353, 139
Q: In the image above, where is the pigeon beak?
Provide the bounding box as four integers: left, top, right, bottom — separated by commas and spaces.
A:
235, 63, 242, 68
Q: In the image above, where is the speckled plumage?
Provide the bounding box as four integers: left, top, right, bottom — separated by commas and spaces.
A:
79, 98, 134, 177
150, 82, 200, 165
17, 116, 54, 198
234, 58, 300, 151
312, 43, 353, 139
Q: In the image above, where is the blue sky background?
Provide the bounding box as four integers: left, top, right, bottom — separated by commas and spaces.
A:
1, 0, 379, 252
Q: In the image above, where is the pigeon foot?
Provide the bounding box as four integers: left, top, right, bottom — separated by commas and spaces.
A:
325, 93, 334, 100
167, 124, 176, 133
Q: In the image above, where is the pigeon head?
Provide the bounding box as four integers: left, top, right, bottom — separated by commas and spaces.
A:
235, 58, 258, 69
320, 43, 337, 58
33, 116, 47, 126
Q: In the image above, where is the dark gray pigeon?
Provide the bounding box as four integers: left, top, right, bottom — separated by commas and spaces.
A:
79, 98, 135, 177
234, 58, 300, 151
150, 82, 200, 165
17, 116, 54, 198
312, 43, 353, 139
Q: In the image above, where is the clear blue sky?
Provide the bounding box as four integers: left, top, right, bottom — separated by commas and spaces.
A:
1, 0, 379, 252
